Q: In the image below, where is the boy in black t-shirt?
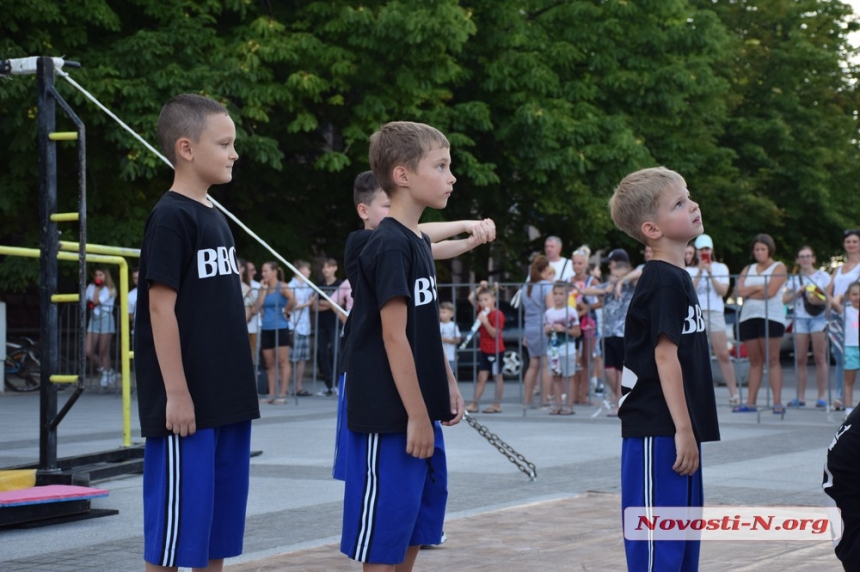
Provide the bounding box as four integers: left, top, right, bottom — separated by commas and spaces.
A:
609, 167, 720, 571
340, 123, 466, 571
333, 171, 494, 481
135, 94, 260, 571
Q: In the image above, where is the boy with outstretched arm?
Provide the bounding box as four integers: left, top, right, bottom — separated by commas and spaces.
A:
333, 170, 494, 481
134, 94, 260, 571
609, 167, 720, 571
340, 122, 465, 571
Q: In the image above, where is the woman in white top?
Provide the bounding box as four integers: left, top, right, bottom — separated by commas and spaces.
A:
782, 246, 831, 408
85, 267, 117, 387
688, 234, 740, 406
826, 230, 860, 409
734, 234, 787, 413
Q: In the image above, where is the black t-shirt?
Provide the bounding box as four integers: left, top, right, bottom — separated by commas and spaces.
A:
346, 218, 452, 433
337, 229, 372, 374
134, 192, 260, 438
318, 278, 344, 331
618, 260, 720, 443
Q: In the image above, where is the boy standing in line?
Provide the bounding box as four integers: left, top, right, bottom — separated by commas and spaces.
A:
609, 167, 720, 571
134, 94, 260, 571
332, 170, 493, 481
341, 123, 465, 571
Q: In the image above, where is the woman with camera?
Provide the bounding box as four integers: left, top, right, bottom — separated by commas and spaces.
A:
85, 267, 117, 388
689, 234, 740, 406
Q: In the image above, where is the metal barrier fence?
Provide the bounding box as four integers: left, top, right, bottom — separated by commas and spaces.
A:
39, 271, 851, 418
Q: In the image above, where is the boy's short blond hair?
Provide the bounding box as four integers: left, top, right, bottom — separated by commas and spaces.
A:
368, 121, 450, 196
609, 167, 686, 243
439, 301, 454, 312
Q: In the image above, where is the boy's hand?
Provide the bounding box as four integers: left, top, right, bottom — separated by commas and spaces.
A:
465, 219, 497, 246
443, 381, 465, 426
406, 415, 435, 458
673, 428, 699, 476
165, 390, 196, 437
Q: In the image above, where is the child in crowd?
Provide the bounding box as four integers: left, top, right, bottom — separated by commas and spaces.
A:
609, 166, 720, 571
583, 249, 636, 416
135, 94, 260, 570
340, 122, 471, 571
545, 281, 581, 415
466, 282, 506, 414
840, 281, 860, 419
287, 260, 316, 396
439, 301, 460, 374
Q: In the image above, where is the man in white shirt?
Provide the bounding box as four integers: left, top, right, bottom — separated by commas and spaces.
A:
545, 236, 574, 282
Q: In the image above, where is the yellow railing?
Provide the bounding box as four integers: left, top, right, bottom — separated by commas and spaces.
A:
0, 244, 135, 447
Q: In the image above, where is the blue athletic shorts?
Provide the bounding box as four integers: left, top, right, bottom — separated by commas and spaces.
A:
333, 372, 347, 481
143, 421, 252, 568
621, 436, 703, 572
341, 423, 447, 565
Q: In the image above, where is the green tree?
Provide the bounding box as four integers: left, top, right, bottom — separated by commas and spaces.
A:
695, 0, 860, 269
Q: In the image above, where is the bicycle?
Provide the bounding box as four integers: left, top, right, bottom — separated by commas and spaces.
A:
4, 337, 41, 392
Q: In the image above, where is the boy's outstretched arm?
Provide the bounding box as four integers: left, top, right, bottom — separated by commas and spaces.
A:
442, 353, 465, 426
419, 218, 495, 244
654, 334, 698, 476
380, 297, 435, 459
149, 282, 196, 437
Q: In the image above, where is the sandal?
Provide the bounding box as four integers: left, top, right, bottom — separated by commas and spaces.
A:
732, 404, 757, 413
295, 389, 311, 397
465, 402, 479, 413
559, 407, 575, 415
816, 399, 828, 408
260, 395, 276, 404
729, 394, 741, 407
787, 399, 805, 408
549, 407, 561, 416
273, 397, 287, 405
482, 404, 502, 414
832, 399, 844, 411
772, 404, 785, 415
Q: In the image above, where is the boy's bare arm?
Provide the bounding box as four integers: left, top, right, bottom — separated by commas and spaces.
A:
442, 352, 465, 426
149, 282, 196, 437
419, 218, 496, 244
654, 334, 698, 476
380, 297, 435, 459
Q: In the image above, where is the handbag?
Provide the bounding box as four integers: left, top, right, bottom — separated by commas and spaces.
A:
800, 276, 825, 316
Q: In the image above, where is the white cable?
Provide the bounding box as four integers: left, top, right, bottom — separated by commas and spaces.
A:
55, 69, 344, 312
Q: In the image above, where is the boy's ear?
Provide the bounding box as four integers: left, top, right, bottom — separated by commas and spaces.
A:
640, 220, 662, 242
356, 203, 370, 221
175, 137, 194, 162
392, 165, 409, 188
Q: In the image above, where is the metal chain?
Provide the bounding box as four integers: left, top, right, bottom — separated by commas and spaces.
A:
464, 412, 537, 481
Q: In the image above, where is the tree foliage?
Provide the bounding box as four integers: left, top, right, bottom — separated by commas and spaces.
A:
1, 0, 859, 291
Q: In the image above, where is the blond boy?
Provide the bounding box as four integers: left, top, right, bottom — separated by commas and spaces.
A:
609, 167, 720, 571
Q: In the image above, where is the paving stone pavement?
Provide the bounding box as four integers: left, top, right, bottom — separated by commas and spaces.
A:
0, 374, 849, 571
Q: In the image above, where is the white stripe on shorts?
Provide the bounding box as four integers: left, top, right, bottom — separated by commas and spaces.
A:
161, 434, 181, 567
354, 433, 379, 562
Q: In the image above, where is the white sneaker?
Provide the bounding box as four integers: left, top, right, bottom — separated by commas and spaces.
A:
99, 371, 110, 388
316, 389, 334, 397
